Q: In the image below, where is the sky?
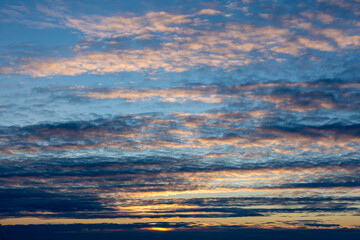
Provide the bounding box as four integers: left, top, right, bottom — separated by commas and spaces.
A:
0, 0, 360, 237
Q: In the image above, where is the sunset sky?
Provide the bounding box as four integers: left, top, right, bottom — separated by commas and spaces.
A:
1, 0, 360, 237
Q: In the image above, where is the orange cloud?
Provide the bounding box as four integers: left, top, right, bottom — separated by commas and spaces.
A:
86, 87, 224, 103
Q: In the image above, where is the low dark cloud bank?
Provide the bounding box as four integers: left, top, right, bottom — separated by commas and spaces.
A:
1, 224, 360, 240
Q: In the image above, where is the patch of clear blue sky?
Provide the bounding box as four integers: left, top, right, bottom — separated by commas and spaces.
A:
0, 24, 77, 48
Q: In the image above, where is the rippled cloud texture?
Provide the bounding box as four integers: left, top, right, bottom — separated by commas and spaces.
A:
1, 0, 360, 235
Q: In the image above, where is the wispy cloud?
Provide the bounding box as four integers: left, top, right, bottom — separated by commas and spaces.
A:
2, 2, 360, 77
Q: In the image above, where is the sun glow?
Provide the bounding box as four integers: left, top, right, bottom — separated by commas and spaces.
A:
147, 227, 174, 231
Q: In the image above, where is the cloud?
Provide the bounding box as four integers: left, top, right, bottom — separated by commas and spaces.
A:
318, 29, 360, 48
317, 0, 360, 9
1, 118, 359, 219
1, 159, 359, 219
196, 9, 227, 16
0, 113, 359, 223
85, 86, 224, 103
3, 223, 359, 240
36, 79, 360, 114
2, 78, 359, 157
0, 1, 67, 29
3, 6, 360, 77
12, 47, 252, 77
65, 11, 193, 39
